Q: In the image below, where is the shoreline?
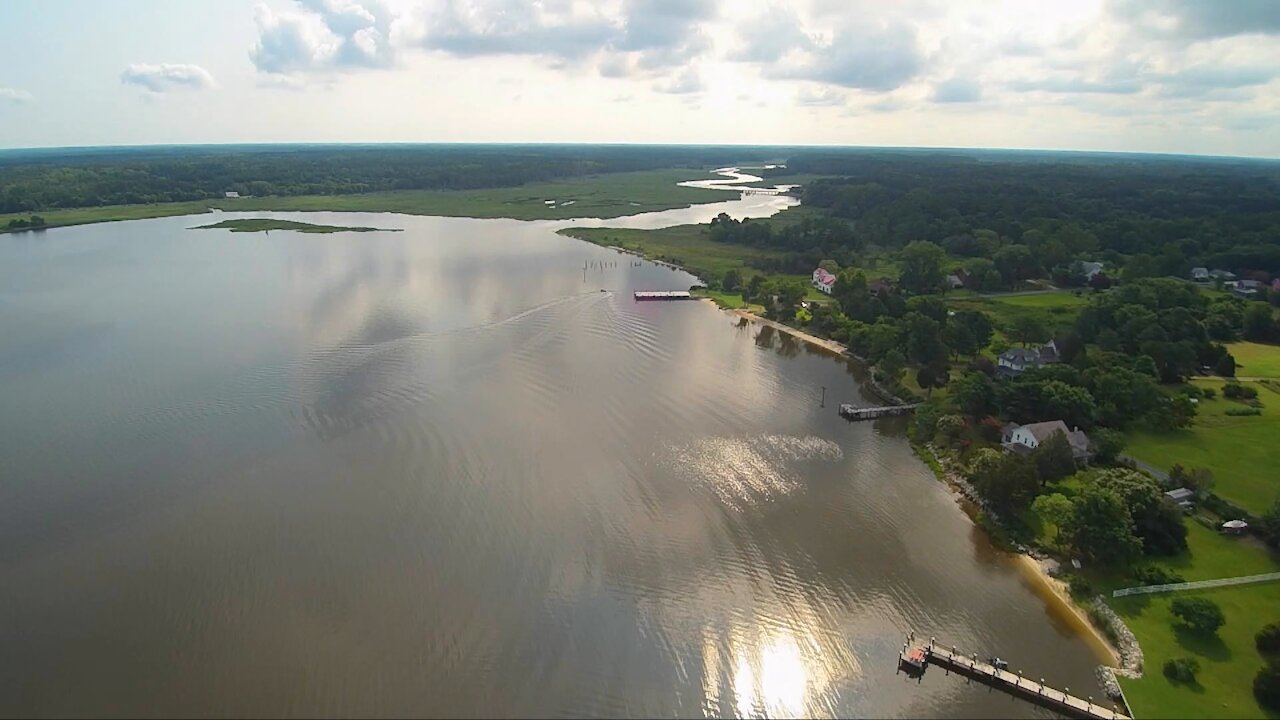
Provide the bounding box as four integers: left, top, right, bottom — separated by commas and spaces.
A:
719, 303, 1127, 674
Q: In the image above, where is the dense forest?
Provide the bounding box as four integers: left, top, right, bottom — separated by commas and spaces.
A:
788, 150, 1280, 275
0, 144, 784, 212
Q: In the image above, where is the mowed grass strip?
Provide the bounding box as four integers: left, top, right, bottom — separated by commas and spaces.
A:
1112, 523, 1280, 719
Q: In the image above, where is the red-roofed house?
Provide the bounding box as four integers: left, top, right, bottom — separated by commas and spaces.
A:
812, 267, 836, 294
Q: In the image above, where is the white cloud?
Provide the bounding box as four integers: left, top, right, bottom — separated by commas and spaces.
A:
0, 87, 33, 103
251, 0, 399, 74
120, 63, 216, 92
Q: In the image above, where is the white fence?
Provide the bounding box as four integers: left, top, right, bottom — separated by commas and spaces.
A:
1112, 571, 1280, 597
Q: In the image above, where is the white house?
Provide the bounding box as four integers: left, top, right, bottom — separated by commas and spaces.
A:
224, 191, 241, 199
1190, 267, 1209, 282
1080, 261, 1104, 281
996, 340, 1059, 377
1002, 420, 1091, 461
812, 267, 836, 294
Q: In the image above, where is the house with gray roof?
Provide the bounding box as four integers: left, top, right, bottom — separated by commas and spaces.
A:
1001, 420, 1091, 461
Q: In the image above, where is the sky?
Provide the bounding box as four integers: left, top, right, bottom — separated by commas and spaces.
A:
1, 0, 1279, 156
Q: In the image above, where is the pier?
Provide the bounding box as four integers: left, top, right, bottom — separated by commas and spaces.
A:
838, 403, 919, 420
634, 291, 692, 301
898, 638, 1130, 720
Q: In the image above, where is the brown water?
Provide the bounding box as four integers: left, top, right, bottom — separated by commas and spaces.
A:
0, 199, 1105, 717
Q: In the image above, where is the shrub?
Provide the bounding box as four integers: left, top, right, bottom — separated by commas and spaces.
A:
1133, 565, 1185, 586
1171, 597, 1225, 634
1258, 622, 1280, 655
1226, 407, 1263, 416
1223, 383, 1259, 400
1256, 661, 1280, 711
1201, 387, 1217, 399
1068, 575, 1093, 598
1163, 657, 1201, 684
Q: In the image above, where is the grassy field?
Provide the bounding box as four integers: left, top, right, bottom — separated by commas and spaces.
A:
1126, 379, 1280, 515
0, 169, 729, 233
193, 218, 397, 233
560, 223, 790, 284
947, 291, 1090, 341
1227, 342, 1280, 378
1110, 522, 1280, 719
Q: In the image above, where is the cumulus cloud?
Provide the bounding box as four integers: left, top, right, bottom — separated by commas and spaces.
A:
1008, 75, 1143, 95
251, 0, 398, 74
932, 77, 981, 103
795, 86, 846, 106
729, 3, 815, 63
769, 22, 924, 91
0, 87, 33, 103
120, 63, 216, 92
653, 66, 703, 94
1112, 0, 1280, 39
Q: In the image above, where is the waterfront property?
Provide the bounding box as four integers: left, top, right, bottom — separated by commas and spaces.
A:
1001, 420, 1091, 461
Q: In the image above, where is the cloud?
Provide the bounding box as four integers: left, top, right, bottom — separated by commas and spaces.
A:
932, 77, 981, 103
769, 22, 924, 91
653, 66, 703, 94
251, 0, 398, 74
419, 0, 618, 61
795, 86, 846, 106
0, 87, 33, 104
120, 63, 216, 92
1007, 76, 1143, 95
1154, 64, 1279, 97
1111, 0, 1280, 40
729, 3, 815, 63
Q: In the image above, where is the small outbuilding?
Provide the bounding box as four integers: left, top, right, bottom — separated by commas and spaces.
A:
1221, 519, 1249, 535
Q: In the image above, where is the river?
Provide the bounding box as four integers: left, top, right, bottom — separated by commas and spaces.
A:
0, 180, 1106, 717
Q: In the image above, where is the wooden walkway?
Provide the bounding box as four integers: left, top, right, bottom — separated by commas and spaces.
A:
901, 639, 1130, 720
839, 403, 920, 420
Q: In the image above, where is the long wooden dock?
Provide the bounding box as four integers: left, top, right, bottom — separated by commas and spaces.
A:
899, 638, 1130, 720
839, 403, 919, 420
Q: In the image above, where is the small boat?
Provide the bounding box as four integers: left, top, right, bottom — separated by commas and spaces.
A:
901, 646, 927, 673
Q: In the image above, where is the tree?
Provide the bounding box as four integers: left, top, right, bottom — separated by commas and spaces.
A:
818, 259, 840, 273
1244, 303, 1275, 342
1032, 493, 1074, 547
945, 321, 978, 358
722, 268, 742, 292
880, 349, 906, 384
904, 312, 947, 365
1062, 483, 1142, 566
29, 215, 46, 228
964, 257, 1002, 291
1163, 657, 1200, 684
971, 453, 1041, 513
1100, 468, 1188, 556
1032, 431, 1077, 482
1257, 622, 1280, 655
993, 244, 1036, 287
1215, 352, 1237, 377
951, 372, 995, 417
898, 241, 946, 294
1261, 498, 1280, 549
1010, 315, 1048, 347
953, 310, 994, 350
916, 364, 949, 397
1256, 661, 1280, 711
1089, 428, 1126, 464
1170, 597, 1225, 635
1169, 464, 1214, 496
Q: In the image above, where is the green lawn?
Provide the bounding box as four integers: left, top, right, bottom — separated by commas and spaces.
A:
560, 223, 790, 285
1110, 523, 1280, 719
0, 169, 729, 233
1227, 342, 1280, 379
1126, 379, 1280, 515
947, 291, 1089, 340
193, 218, 397, 233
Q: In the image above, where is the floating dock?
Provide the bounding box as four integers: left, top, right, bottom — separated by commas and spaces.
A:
634, 291, 692, 301
838, 403, 920, 420
898, 638, 1130, 720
